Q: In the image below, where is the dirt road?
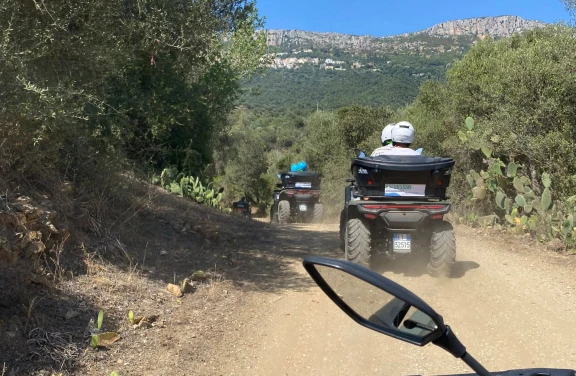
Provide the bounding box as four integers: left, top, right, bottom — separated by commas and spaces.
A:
5, 196, 574, 376
218, 223, 576, 376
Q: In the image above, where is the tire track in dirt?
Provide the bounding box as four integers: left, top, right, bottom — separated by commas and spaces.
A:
217, 222, 576, 376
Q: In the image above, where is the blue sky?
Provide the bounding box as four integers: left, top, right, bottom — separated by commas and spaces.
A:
256, 0, 570, 36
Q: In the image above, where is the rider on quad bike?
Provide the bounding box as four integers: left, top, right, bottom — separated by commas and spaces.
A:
370, 123, 395, 156
372, 122, 423, 157
377, 122, 420, 156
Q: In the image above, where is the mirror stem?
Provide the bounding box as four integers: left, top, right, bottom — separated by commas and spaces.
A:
461, 352, 490, 376
433, 326, 490, 376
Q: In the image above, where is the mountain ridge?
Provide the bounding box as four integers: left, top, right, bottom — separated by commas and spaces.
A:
265, 15, 547, 51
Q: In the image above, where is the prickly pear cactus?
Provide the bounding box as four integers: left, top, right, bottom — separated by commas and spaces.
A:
160, 172, 224, 211
457, 117, 576, 248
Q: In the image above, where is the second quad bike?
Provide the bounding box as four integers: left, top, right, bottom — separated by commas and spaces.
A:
339, 152, 456, 277
270, 171, 324, 225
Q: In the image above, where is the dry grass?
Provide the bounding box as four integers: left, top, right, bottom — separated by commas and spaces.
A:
45, 236, 70, 282
82, 245, 105, 277
23, 296, 40, 332
27, 328, 83, 370
204, 271, 233, 303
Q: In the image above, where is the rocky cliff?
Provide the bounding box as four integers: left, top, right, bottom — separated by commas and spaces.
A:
417, 15, 546, 38
265, 16, 546, 50
265, 29, 377, 50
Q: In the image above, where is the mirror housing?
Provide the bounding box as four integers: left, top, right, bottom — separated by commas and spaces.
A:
276, 183, 283, 189
346, 178, 356, 184
302, 256, 466, 358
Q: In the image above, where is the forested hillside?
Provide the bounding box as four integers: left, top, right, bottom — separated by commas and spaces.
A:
240, 56, 451, 111
240, 37, 468, 111
239, 16, 545, 111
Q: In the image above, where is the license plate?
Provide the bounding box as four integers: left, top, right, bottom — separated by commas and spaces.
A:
393, 234, 411, 252
299, 204, 308, 212
385, 184, 426, 197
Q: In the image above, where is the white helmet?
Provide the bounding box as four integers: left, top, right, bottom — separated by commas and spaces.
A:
380, 124, 395, 145
391, 121, 415, 144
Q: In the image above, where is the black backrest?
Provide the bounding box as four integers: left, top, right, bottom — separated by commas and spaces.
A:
351, 155, 455, 199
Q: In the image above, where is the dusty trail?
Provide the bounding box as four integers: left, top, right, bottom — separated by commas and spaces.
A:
218, 222, 576, 376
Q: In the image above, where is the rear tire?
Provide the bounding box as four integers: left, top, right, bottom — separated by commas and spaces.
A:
345, 218, 371, 267
278, 200, 290, 225
313, 203, 324, 224
428, 221, 456, 278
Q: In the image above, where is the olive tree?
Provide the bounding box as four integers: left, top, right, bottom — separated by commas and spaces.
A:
0, 0, 269, 181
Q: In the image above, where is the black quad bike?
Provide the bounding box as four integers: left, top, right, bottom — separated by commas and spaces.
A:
303, 256, 575, 376
339, 153, 456, 277
270, 171, 324, 225
231, 199, 251, 219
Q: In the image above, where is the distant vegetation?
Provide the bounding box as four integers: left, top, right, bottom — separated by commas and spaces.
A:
240, 49, 465, 111
220, 22, 576, 249
242, 66, 432, 111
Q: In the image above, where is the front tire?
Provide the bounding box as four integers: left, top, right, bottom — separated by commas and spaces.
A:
345, 218, 371, 267
278, 200, 290, 225
428, 221, 456, 278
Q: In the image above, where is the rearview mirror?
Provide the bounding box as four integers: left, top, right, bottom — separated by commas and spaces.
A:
302, 257, 491, 376
302, 256, 446, 347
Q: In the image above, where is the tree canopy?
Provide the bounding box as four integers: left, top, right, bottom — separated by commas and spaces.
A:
0, 0, 268, 182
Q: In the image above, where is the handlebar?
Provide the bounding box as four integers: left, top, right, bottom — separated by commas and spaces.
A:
408, 370, 575, 376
